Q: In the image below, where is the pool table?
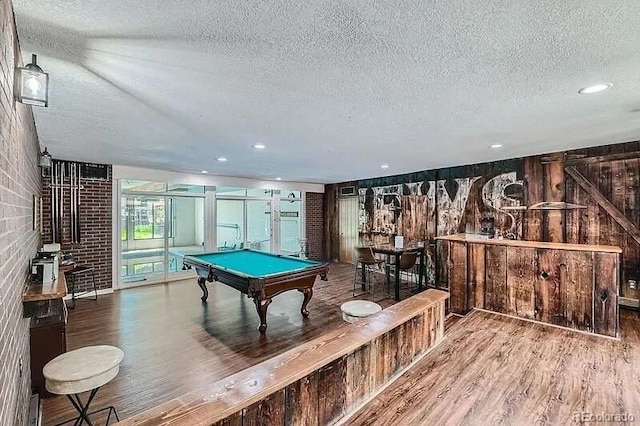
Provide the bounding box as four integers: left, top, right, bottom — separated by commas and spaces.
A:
183, 249, 329, 333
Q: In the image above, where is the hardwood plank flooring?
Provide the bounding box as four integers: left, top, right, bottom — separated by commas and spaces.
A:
41, 262, 396, 425
345, 309, 640, 426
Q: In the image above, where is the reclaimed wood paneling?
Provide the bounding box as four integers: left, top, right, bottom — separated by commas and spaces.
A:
468, 243, 485, 309
213, 412, 242, 426
506, 247, 536, 319
523, 156, 544, 241
594, 253, 619, 338
561, 251, 593, 332
564, 173, 579, 244
118, 290, 449, 426
318, 358, 347, 425
543, 161, 565, 243
437, 236, 619, 338
285, 372, 319, 426
535, 249, 565, 326
485, 245, 507, 312
411, 313, 425, 359
344, 345, 370, 411
334, 140, 639, 307
598, 160, 615, 247
243, 390, 286, 426
567, 166, 640, 246
324, 185, 339, 261
449, 241, 468, 314
624, 144, 640, 300
436, 239, 449, 288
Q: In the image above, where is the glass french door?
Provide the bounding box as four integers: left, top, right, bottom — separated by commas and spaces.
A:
216, 199, 244, 250
280, 198, 303, 256
246, 200, 273, 252
120, 194, 204, 285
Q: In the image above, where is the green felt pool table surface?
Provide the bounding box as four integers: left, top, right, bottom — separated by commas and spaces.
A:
183, 249, 328, 333
185, 249, 322, 278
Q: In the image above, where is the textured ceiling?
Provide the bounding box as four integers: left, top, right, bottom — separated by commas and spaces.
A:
13, 0, 640, 183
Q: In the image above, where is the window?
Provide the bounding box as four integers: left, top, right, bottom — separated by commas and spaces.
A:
133, 199, 172, 240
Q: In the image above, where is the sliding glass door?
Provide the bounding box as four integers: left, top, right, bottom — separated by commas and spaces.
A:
216, 199, 244, 250
246, 200, 272, 252
121, 195, 167, 284
120, 181, 205, 286
168, 196, 205, 274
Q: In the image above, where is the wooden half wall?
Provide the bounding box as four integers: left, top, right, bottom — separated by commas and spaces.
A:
117, 289, 449, 426
325, 140, 640, 306
438, 235, 620, 338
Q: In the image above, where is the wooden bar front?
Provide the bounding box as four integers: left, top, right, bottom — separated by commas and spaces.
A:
437, 234, 620, 338
116, 289, 449, 426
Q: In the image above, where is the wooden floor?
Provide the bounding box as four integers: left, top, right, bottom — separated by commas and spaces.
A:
42, 262, 640, 426
41, 262, 396, 425
346, 309, 640, 426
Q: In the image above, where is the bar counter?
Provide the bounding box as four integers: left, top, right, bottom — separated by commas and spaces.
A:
436, 234, 620, 338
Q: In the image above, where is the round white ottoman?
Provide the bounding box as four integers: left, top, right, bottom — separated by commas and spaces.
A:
44, 345, 124, 425
340, 300, 382, 323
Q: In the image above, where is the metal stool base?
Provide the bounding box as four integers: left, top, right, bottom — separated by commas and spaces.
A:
53, 387, 120, 426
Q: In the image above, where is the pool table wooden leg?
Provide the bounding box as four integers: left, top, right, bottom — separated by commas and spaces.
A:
254, 297, 272, 333
197, 277, 209, 302
300, 288, 313, 317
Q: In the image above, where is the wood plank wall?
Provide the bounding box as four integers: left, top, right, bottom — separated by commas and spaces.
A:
325, 140, 640, 305
117, 290, 448, 426
442, 239, 619, 338
214, 300, 445, 425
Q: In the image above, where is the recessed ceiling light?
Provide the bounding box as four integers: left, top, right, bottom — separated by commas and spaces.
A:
578, 83, 613, 94
216, 157, 227, 162
201, 170, 208, 174
275, 177, 282, 181
380, 164, 389, 169
490, 144, 503, 148
252, 144, 266, 149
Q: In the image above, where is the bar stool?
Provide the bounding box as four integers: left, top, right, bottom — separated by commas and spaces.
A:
44, 345, 124, 425
396, 251, 419, 297
341, 300, 382, 323
65, 266, 98, 309
353, 247, 388, 301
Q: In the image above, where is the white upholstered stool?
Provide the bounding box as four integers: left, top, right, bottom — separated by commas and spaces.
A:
43, 345, 124, 425
340, 300, 382, 323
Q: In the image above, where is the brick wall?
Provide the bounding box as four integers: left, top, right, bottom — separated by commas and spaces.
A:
0, 1, 42, 424
305, 192, 324, 261
41, 165, 113, 292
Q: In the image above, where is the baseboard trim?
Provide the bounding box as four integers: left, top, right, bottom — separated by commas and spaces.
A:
63, 288, 114, 301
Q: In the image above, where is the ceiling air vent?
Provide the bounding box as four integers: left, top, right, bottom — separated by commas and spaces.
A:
340, 186, 356, 196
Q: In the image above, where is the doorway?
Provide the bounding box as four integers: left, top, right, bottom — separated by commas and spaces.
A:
120, 193, 204, 285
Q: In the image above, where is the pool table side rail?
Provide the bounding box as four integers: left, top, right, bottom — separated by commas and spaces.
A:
115, 289, 450, 426
183, 251, 325, 280
188, 248, 323, 268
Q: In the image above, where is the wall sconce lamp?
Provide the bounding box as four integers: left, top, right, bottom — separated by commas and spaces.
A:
39, 147, 52, 177
39, 147, 52, 169
16, 54, 49, 107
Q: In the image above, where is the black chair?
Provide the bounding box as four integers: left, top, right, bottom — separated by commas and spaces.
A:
353, 247, 388, 301
65, 265, 98, 309
394, 251, 419, 297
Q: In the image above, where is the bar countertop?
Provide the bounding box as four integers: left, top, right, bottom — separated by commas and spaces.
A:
435, 233, 622, 254
23, 268, 68, 302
